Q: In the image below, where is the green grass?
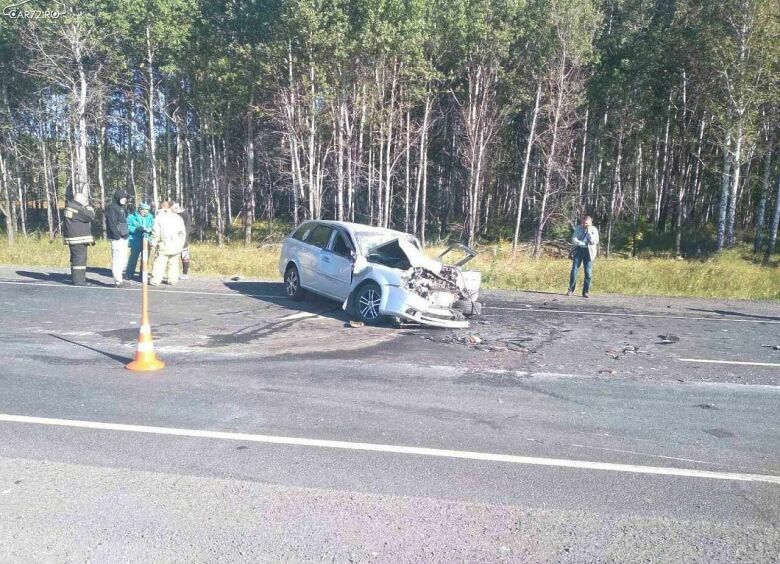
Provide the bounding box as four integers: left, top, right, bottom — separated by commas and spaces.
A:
1, 233, 778, 300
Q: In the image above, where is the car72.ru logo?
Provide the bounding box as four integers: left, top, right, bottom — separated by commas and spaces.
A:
2, 0, 65, 19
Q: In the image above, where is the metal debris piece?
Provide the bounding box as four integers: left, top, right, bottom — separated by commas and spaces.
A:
498, 337, 533, 344
760, 344, 780, 351
657, 334, 680, 344
348, 320, 365, 328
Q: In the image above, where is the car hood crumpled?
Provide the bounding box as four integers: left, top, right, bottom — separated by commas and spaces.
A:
396, 238, 443, 273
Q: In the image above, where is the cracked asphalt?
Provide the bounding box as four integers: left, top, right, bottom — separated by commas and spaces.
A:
0, 265, 778, 562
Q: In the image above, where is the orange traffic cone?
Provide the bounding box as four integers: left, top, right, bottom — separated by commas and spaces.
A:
127, 238, 165, 372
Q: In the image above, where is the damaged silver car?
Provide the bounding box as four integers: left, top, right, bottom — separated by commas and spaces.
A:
278, 221, 481, 328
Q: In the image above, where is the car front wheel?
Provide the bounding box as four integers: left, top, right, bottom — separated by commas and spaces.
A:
284, 264, 305, 301
355, 282, 384, 325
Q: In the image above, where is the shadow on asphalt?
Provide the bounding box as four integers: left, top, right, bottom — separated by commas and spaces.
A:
186, 281, 359, 348
224, 281, 352, 323
16, 269, 116, 288
48, 333, 132, 365
686, 308, 780, 322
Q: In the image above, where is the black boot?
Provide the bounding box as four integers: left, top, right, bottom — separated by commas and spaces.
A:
72, 267, 87, 286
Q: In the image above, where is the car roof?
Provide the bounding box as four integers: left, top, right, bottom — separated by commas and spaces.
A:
298, 220, 410, 239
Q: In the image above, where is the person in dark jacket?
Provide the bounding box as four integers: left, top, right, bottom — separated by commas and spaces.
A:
171, 202, 192, 280
106, 189, 129, 286
63, 192, 95, 286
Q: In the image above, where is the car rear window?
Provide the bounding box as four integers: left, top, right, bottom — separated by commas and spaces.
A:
305, 225, 333, 249
291, 224, 311, 241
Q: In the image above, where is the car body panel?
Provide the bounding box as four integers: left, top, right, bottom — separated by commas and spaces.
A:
279, 220, 481, 328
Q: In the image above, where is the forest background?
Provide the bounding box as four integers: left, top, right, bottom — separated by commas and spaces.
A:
0, 0, 779, 298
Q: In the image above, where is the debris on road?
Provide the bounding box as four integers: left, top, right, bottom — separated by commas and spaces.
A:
760, 344, 780, 351
606, 343, 643, 359
423, 332, 529, 353
348, 320, 365, 328
658, 334, 680, 344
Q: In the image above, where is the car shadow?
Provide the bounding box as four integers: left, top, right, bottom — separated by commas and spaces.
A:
686, 308, 780, 322
177, 281, 351, 349
223, 279, 352, 322
15, 270, 116, 288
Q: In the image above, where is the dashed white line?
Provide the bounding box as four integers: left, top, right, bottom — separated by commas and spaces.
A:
484, 305, 780, 324
679, 358, 780, 368
1, 413, 778, 484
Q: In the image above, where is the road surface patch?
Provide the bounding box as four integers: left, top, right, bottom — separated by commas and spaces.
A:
484, 305, 780, 324
679, 358, 780, 368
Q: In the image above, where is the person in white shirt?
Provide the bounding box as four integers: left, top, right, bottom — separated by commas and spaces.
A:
567, 215, 599, 298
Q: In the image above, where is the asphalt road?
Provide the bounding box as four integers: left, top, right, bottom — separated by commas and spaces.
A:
0, 265, 778, 562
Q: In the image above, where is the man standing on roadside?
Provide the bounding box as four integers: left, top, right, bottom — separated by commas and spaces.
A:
149, 200, 186, 286
126, 202, 154, 280
106, 189, 130, 286
567, 215, 599, 298
63, 192, 95, 286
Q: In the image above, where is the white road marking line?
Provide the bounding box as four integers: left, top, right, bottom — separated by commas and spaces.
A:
679, 358, 780, 368
3, 278, 777, 324
484, 305, 780, 324
1, 414, 778, 485
568, 443, 768, 472
279, 311, 326, 321
0, 279, 285, 299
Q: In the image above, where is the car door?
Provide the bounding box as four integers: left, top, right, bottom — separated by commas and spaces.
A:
299, 224, 333, 290
317, 229, 355, 300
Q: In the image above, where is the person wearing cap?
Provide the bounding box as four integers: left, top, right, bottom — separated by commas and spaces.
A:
106, 189, 130, 286
171, 202, 192, 280
62, 192, 95, 286
126, 202, 154, 280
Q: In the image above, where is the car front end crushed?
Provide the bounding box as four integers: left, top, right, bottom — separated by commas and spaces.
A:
344, 238, 482, 328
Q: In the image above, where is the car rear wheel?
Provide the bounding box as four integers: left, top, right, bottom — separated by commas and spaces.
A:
284, 264, 305, 301
355, 282, 383, 325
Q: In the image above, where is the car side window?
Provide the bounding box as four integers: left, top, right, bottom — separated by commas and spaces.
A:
304, 225, 333, 249
331, 233, 352, 257
291, 224, 311, 241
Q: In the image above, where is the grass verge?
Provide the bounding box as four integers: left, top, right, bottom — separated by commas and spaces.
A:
1, 234, 778, 300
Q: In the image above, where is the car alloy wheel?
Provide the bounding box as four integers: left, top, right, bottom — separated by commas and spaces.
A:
357, 283, 382, 324
284, 265, 304, 300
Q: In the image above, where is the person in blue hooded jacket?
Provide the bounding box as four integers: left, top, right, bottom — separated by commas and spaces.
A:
126, 203, 154, 280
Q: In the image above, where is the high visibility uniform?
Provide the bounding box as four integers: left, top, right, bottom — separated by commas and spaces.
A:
63, 199, 95, 286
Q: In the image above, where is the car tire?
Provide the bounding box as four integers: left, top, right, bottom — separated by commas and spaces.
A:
453, 299, 482, 317
284, 264, 305, 301
355, 282, 384, 325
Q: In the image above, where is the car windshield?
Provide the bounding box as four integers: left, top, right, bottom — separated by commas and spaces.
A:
352, 230, 418, 256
